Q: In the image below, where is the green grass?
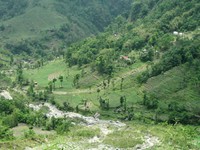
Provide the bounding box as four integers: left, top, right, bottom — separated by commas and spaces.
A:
24, 59, 80, 89
24, 58, 200, 127
103, 129, 143, 148
54, 83, 142, 111
24, 58, 199, 125
25, 59, 144, 113
69, 126, 100, 138
11, 123, 55, 138
2, 6, 68, 41
7, 122, 198, 150
144, 65, 200, 112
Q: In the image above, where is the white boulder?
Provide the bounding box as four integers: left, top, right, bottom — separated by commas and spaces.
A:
0, 90, 13, 100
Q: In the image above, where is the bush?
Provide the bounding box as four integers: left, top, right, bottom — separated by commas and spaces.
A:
56, 120, 70, 135
0, 125, 14, 140
24, 128, 36, 139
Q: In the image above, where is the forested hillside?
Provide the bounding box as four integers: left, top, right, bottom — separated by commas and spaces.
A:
0, 0, 131, 58
64, 0, 200, 124
0, 0, 200, 149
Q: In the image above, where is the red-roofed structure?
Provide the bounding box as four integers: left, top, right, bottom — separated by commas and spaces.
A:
120, 55, 131, 61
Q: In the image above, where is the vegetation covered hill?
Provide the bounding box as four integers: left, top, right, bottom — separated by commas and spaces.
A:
63, 0, 200, 124
0, 0, 131, 58
0, 0, 200, 149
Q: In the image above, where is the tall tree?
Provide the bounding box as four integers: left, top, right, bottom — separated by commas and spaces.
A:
73, 74, 80, 88
16, 62, 23, 86
48, 81, 53, 93
58, 75, 64, 87
52, 78, 57, 90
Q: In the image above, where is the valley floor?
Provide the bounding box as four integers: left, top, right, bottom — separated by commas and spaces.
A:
1, 102, 198, 150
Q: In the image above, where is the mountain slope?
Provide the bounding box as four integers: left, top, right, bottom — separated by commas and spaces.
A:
0, 0, 132, 57
0, 1, 199, 149
63, 0, 200, 124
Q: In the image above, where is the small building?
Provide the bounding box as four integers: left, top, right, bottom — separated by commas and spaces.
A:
120, 55, 131, 61
173, 31, 179, 35
173, 31, 184, 37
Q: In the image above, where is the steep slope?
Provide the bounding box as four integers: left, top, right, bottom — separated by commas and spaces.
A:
0, 0, 28, 20
0, 0, 132, 57
0, 1, 199, 149
64, 0, 200, 124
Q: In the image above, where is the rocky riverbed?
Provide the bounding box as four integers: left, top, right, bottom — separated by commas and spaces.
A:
27, 103, 159, 150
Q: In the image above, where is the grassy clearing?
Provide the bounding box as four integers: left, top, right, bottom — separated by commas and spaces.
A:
145, 66, 184, 98
23, 59, 147, 121
25, 59, 143, 111
69, 126, 100, 139
107, 122, 200, 150
54, 84, 142, 112
24, 59, 105, 92
103, 128, 143, 148
0, 133, 55, 150
11, 123, 55, 138
24, 59, 80, 89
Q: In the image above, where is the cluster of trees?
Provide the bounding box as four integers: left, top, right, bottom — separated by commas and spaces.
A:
149, 0, 200, 32
5, 40, 48, 56
142, 93, 158, 110
141, 92, 200, 125
1, 0, 199, 129
0, 94, 75, 141
99, 97, 109, 110
138, 37, 200, 83
64, 0, 199, 76
27, 75, 64, 101
0, 0, 27, 20
1, 0, 132, 61
47, 76, 64, 92
0, 96, 26, 140
0, 72, 12, 89
54, 0, 132, 32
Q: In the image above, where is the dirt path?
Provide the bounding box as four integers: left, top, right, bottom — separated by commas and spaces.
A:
53, 89, 95, 95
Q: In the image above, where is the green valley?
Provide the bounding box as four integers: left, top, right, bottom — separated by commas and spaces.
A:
0, 0, 200, 149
